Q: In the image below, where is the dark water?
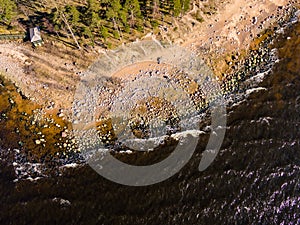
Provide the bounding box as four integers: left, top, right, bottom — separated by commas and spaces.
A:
1, 19, 300, 225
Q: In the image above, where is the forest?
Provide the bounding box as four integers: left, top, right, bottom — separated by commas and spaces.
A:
0, 0, 216, 48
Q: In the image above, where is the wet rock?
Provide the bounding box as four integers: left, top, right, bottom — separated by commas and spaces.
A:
58, 113, 64, 118
61, 132, 67, 138
52, 198, 71, 207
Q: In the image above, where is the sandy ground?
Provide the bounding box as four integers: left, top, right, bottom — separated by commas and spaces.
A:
183, 0, 289, 50
0, 0, 294, 112
0, 41, 90, 109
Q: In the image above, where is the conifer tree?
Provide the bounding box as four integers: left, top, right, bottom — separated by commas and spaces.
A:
138, 0, 148, 18
85, 0, 101, 27
182, 0, 190, 13
66, 5, 80, 25
172, 0, 190, 16
151, 0, 160, 19
87, 0, 100, 13
173, 0, 181, 17
91, 11, 101, 28
101, 25, 109, 40
124, 0, 142, 28
51, 6, 81, 49
0, 0, 17, 23
52, 7, 64, 30
106, 0, 124, 39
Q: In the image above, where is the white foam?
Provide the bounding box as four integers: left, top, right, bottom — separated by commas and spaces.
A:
61, 163, 79, 168
171, 130, 206, 140
246, 87, 267, 95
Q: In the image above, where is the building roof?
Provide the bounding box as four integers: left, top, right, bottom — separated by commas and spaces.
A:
29, 27, 42, 43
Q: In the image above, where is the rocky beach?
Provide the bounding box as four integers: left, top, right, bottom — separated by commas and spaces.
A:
0, 0, 300, 224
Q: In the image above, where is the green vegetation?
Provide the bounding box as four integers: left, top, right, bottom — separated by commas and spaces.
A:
0, 0, 16, 24
46, 0, 195, 47
192, 10, 205, 23
173, 0, 182, 17
0, 0, 220, 48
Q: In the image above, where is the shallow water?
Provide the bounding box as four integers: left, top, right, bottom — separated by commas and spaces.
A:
0, 75, 80, 162
0, 18, 300, 225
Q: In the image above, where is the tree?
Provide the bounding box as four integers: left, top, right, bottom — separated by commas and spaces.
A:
138, 0, 149, 18
91, 11, 101, 28
61, 11, 81, 49
172, 0, 190, 16
106, 0, 122, 24
87, 0, 100, 13
82, 26, 93, 39
51, 6, 81, 49
51, 7, 64, 30
85, 0, 101, 27
101, 25, 109, 40
173, 0, 181, 17
182, 0, 190, 13
124, 0, 142, 28
0, 0, 16, 23
151, 0, 160, 19
106, 0, 124, 39
65, 5, 80, 25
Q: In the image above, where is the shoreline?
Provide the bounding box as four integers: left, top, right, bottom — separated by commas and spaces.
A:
0, 14, 298, 182
1, 3, 300, 223
0, 1, 299, 174
0, 0, 296, 111
1, 17, 299, 183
